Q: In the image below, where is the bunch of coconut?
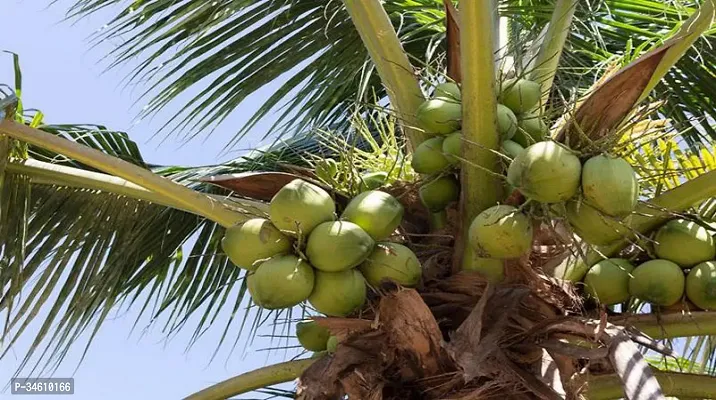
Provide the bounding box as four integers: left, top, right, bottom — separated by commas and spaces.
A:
220, 178, 425, 353
583, 218, 716, 310
409, 78, 550, 216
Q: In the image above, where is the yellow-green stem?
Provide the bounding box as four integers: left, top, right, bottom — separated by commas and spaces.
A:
0, 120, 247, 228
6, 159, 266, 216
458, 0, 503, 270
183, 358, 317, 400
585, 371, 716, 400
342, 0, 429, 150
529, 0, 577, 112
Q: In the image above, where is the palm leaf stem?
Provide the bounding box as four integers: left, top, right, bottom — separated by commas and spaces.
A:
182, 358, 317, 400
586, 371, 716, 400
0, 120, 247, 228
5, 159, 267, 215
341, 0, 429, 150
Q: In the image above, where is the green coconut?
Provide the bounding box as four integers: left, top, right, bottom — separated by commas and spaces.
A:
499, 78, 541, 114
359, 242, 422, 287
315, 159, 339, 182
296, 320, 331, 352
581, 155, 639, 217
434, 82, 461, 101
507, 141, 581, 203
515, 112, 548, 146
501, 140, 525, 159
306, 221, 375, 272
497, 104, 518, 139
411, 137, 451, 174
464, 257, 505, 284
247, 255, 315, 309
326, 336, 339, 353
654, 219, 716, 267
419, 175, 460, 212
583, 258, 635, 305
686, 261, 716, 310
442, 131, 462, 164
416, 98, 462, 135
341, 190, 404, 241
221, 218, 293, 271
629, 259, 685, 306
358, 171, 388, 191
308, 269, 367, 317
269, 179, 335, 237
468, 205, 533, 259
566, 201, 632, 246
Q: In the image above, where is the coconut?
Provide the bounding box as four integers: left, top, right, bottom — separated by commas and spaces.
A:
326, 336, 339, 353
583, 258, 635, 305
581, 155, 639, 217
464, 256, 505, 284
497, 104, 518, 139
341, 190, 404, 241
416, 98, 462, 135
501, 140, 525, 159
434, 82, 461, 101
469, 205, 533, 259
296, 320, 331, 351
306, 221, 375, 272
359, 242, 422, 287
654, 219, 716, 267
247, 255, 315, 309
442, 131, 462, 164
515, 112, 547, 147
358, 171, 388, 191
628, 259, 685, 306
686, 261, 716, 310
566, 200, 632, 246
308, 269, 367, 317
269, 179, 335, 237
221, 218, 293, 271
507, 141, 581, 203
499, 78, 541, 114
411, 136, 451, 174
419, 175, 460, 212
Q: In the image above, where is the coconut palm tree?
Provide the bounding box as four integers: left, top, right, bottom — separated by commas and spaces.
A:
2, 1, 716, 399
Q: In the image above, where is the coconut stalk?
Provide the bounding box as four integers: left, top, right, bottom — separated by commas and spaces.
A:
528, 0, 577, 112
456, 0, 503, 270
5, 159, 267, 215
183, 358, 317, 400
0, 120, 248, 228
342, 0, 429, 151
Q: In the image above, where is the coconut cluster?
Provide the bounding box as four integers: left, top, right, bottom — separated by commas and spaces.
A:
410, 79, 552, 216
583, 218, 716, 310
221, 178, 425, 352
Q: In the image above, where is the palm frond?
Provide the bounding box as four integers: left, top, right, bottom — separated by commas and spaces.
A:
62, 0, 446, 148
59, 1, 715, 149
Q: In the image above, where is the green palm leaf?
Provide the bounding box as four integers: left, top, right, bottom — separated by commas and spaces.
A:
60, 0, 715, 147
63, 0, 445, 148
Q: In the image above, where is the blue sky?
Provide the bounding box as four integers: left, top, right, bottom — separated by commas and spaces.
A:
0, 2, 303, 399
